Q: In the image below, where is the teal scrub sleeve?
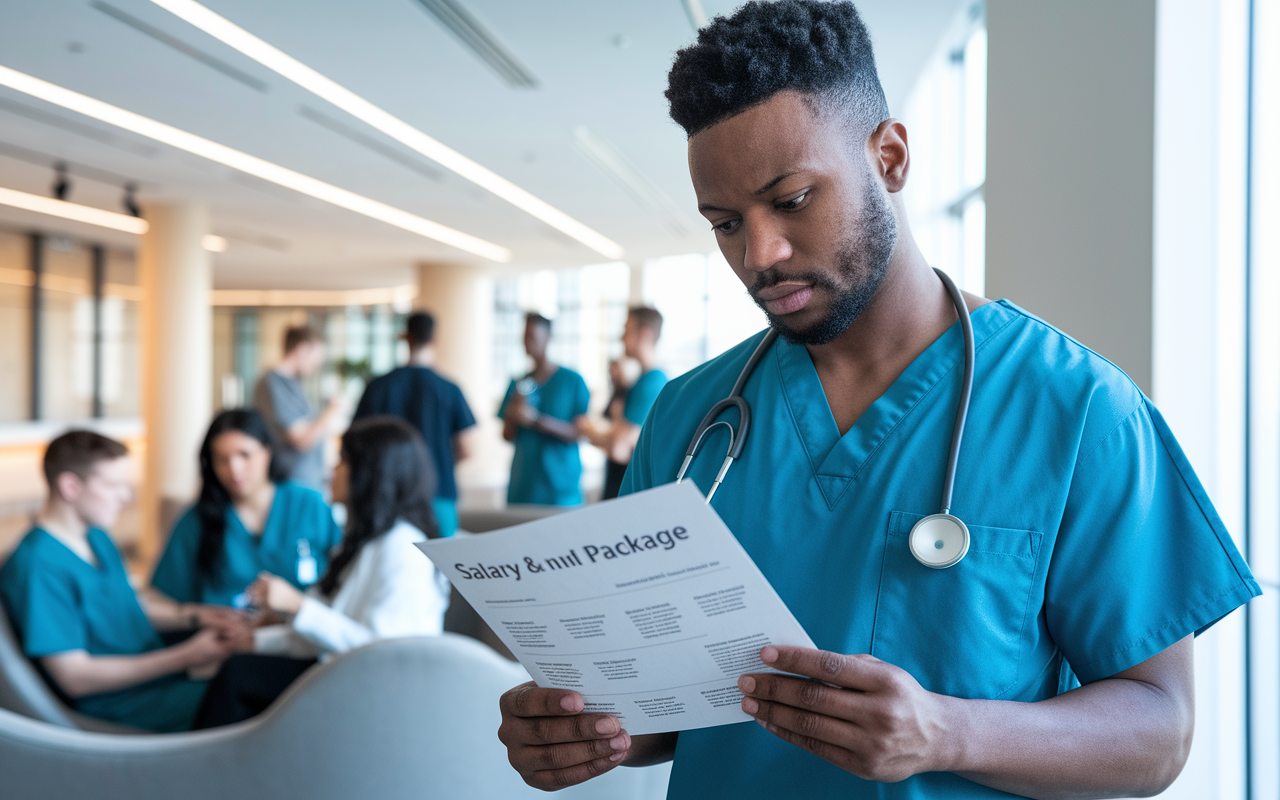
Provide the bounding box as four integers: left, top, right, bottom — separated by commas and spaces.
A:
1046, 399, 1260, 684
497, 379, 517, 420
150, 510, 201, 604
619, 399, 660, 497
18, 565, 87, 658
572, 373, 590, 418
623, 371, 667, 426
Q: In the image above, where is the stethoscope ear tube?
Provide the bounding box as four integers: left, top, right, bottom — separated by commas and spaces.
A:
677, 329, 778, 502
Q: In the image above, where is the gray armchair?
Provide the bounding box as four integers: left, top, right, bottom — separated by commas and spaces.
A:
0, 634, 671, 800
0, 602, 140, 733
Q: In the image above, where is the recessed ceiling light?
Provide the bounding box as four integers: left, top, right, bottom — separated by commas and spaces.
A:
0, 64, 511, 262
147, 0, 625, 260
0, 184, 149, 234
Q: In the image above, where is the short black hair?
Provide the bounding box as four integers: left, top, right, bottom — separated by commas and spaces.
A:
525, 313, 552, 334
405, 311, 435, 347
627, 306, 664, 340
43, 430, 127, 491
665, 0, 888, 139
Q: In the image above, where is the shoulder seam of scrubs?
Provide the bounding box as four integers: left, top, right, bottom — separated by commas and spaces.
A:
1075, 401, 1144, 466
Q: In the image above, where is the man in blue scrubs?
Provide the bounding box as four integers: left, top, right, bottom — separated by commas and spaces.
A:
353, 311, 477, 536
500, 313, 591, 506
496, 3, 1260, 798
579, 306, 668, 499
0, 431, 246, 732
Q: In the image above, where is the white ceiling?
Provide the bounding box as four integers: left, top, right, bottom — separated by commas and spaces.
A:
0, 0, 962, 290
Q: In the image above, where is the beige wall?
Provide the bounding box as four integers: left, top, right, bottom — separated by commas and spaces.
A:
986, 0, 1157, 395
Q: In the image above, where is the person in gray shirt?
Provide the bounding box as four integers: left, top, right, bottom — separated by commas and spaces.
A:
252, 325, 342, 493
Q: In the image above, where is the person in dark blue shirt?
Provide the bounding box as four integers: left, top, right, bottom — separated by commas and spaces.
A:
352, 312, 477, 536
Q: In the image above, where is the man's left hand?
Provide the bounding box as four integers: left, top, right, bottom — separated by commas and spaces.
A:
738, 646, 954, 783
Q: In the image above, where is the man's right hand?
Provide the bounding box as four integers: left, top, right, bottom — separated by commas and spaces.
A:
497, 682, 632, 790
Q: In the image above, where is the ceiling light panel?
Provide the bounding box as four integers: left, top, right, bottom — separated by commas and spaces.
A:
0, 185, 149, 234
146, 0, 625, 260
0, 64, 511, 262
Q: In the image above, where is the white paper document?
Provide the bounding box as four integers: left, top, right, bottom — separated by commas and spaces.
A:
416, 481, 814, 735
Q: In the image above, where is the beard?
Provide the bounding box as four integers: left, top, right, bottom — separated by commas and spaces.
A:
749, 179, 898, 346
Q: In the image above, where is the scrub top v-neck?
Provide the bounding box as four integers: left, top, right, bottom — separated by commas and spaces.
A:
153, 481, 342, 607
621, 299, 1257, 800
0, 527, 209, 732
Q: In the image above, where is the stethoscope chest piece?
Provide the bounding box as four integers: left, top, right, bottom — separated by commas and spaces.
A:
908, 513, 970, 569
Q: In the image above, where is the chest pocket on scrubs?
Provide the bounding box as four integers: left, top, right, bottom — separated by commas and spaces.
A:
870, 511, 1043, 700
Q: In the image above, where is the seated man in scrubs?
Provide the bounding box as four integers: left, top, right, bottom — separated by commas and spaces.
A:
578, 307, 668, 500
0, 431, 247, 732
499, 313, 591, 506
496, 3, 1260, 798
152, 408, 343, 608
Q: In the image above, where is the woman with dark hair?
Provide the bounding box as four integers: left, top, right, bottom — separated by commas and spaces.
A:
151, 408, 343, 609
245, 415, 449, 659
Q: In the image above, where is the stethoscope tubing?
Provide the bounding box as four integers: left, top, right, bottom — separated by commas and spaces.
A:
933, 267, 975, 517
677, 268, 974, 532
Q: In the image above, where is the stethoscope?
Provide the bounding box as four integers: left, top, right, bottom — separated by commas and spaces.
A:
676, 267, 976, 570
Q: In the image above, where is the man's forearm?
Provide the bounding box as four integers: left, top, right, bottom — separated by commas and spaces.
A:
137, 588, 197, 631
530, 414, 582, 443
43, 647, 195, 698
942, 648, 1193, 799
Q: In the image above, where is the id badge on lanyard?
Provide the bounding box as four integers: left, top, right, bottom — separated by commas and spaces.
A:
296, 539, 318, 585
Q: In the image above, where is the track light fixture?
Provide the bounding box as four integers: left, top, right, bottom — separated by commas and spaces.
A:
52, 162, 71, 201
122, 182, 140, 218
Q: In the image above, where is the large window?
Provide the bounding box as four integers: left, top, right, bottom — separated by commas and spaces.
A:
901, 2, 987, 296
1248, 0, 1279, 794
0, 232, 32, 423
642, 252, 766, 380
0, 232, 141, 424
214, 304, 407, 414
492, 263, 631, 410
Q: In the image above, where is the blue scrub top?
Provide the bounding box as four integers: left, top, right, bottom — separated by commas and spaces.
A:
499, 367, 590, 506
353, 365, 477, 502
622, 369, 668, 426
0, 528, 208, 732
621, 300, 1259, 800
152, 481, 343, 607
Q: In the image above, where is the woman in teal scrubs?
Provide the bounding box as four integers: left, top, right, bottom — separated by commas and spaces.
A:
152, 409, 342, 608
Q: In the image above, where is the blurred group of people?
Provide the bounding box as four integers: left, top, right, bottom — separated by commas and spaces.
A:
0, 310, 475, 733
0, 304, 665, 734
